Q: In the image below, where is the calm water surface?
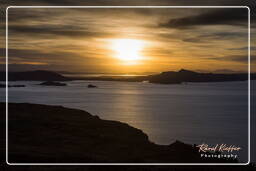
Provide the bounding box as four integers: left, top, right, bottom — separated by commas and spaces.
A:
1, 80, 254, 162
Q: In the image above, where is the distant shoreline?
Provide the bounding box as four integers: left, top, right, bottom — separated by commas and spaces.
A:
0, 69, 255, 84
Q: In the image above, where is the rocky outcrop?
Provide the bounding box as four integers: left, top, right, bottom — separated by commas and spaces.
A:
87, 84, 97, 88
2, 103, 237, 163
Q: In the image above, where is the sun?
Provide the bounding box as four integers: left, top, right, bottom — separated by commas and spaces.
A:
112, 39, 144, 63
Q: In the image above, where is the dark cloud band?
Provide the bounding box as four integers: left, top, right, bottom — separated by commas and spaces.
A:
160, 8, 248, 29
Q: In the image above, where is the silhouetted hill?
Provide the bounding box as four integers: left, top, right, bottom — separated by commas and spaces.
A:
1, 103, 237, 163
0, 69, 254, 84
148, 69, 255, 84
39, 81, 67, 86
0, 70, 71, 81
65, 69, 255, 84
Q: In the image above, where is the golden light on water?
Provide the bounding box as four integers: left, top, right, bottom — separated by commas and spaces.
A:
111, 39, 144, 64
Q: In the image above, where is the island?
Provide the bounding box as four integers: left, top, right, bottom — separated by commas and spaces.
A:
2, 102, 237, 163
0, 83, 26, 88
39, 81, 67, 86
0, 70, 71, 81
88, 84, 97, 88
0, 69, 255, 84
147, 69, 253, 84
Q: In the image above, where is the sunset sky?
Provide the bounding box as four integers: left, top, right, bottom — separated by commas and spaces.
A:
1, 5, 255, 74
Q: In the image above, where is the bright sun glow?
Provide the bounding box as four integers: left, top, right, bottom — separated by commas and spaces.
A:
112, 39, 144, 63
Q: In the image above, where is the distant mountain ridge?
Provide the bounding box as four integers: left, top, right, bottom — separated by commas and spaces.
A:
0, 70, 71, 81
0, 69, 254, 83
148, 69, 254, 84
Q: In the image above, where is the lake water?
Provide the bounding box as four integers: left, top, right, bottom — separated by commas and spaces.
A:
1, 80, 254, 163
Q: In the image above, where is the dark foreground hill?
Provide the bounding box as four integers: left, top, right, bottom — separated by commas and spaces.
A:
1, 103, 237, 163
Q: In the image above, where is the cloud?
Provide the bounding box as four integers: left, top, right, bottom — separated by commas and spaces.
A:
182, 32, 247, 43
159, 8, 248, 29
228, 47, 256, 51
1, 4, 253, 73
0, 47, 115, 64
4, 48, 75, 59
2, 0, 253, 6
8, 24, 117, 39
0, 48, 87, 65
209, 55, 255, 63
0, 63, 73, 72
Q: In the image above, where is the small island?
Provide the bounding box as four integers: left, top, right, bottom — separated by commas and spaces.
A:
88, 84, 97, 88
39, 81, 67, 86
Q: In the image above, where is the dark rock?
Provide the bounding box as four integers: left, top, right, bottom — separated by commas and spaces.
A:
10, 85, 26, 87
88, 84, 97, 88
39, 81, 66, 86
